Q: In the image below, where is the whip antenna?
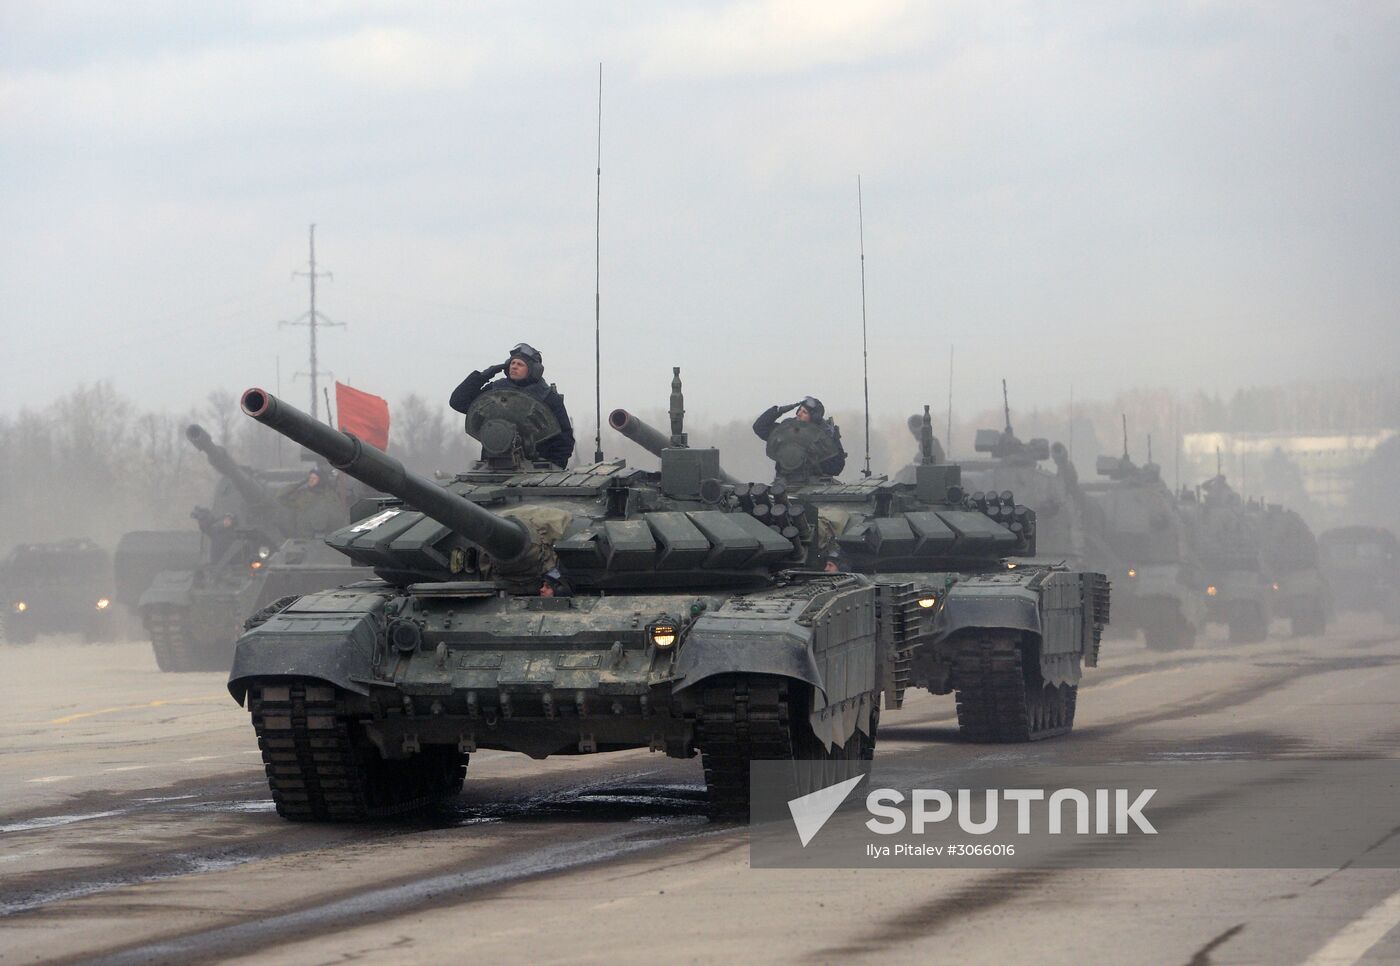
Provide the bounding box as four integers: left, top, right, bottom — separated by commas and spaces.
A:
592, 63, 605, 464
858, 176, 871, 478
946, 346, 954, 458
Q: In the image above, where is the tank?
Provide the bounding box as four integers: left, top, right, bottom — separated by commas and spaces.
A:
229, 372, 887, 822
629, 404, 1111, 744
1079, 450, 1204, 651
944, 384, 1088, 566
1253, 502, 1331, 636
0, 539, 116, 643
1177, 474, 1272, 643
133, 425, 366, 672
1318, 526, 1400, 623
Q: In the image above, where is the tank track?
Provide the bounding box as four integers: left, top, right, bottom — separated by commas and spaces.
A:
953, 634, 1076, 743
248, 678, 466, 822
695, 675, 873, 821
696, 676, 795, 822
147, 605, 197, 672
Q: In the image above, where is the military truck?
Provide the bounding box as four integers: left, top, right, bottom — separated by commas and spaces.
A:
1178, 475, 1272, 643
1319, 526, 1400, 623
619, 402, 1111, 743
0, 540, 116, 643
231, 372, 887, 821
1254, 502, 1331, 636
1079, 444, 1204, 651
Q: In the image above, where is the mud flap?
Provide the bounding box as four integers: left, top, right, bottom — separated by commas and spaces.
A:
228, 607, 381, 704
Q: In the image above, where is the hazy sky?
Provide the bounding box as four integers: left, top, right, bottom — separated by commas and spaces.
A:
2, 1, 1397, 435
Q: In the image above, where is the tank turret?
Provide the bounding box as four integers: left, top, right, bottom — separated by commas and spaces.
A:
241, 389, 532, 564
969, 380, 1050, 464
609, 368, 740, 488
186, 423, 277, 511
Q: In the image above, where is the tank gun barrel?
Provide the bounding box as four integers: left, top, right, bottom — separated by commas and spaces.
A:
240, 389, 529, 562
185, 423, 274, 509
608, 408, 739, 486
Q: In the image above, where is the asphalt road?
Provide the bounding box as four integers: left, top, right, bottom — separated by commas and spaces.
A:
3, 615, 1400, 965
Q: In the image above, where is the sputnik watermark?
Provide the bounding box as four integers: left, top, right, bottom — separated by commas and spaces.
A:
864, 787, 1157, 836
785, 780, 1156, 849
752, 760, 1400, 869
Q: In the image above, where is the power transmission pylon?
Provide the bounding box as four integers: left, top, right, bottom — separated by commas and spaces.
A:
280, 224, 343, 419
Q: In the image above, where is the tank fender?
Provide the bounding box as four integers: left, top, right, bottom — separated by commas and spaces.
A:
138, 570, 196, 610
674, 583, 881, 751
931, 583, 1042, 641
673, 620, 823, 696
228, 600, 384, 705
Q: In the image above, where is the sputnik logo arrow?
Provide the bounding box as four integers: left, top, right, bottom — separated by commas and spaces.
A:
787, 774, 865, 847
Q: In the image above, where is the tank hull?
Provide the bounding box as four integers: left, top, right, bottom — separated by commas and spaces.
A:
229, 575, 883, 820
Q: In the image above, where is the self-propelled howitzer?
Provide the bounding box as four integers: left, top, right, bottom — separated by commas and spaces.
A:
231, 384, 885, 822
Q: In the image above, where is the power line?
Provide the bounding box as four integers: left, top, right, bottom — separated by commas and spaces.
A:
280, 224, 344, 419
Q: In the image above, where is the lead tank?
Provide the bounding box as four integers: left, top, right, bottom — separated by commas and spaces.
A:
231, 372, 886, 822
616, 404, 1111, 743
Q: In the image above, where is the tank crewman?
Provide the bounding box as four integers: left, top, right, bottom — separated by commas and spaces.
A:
192, 508, 240, 562
752, 396, 847, 477
538, 567, 574, 598
279, 466, 350, 538
449, 342, 575, 469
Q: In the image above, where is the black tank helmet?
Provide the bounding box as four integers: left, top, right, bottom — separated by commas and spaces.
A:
508, 342, 545, 382
799, 395, 825, 422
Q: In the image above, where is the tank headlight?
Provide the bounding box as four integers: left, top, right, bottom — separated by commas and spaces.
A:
917, 595, 939, 609
1005, 562, 1018, 570
257, 546, 271, 559
649, 622, 679, 648
1271, 582, 1281, 592
96, 598, 111, 610
1207, 585, 1218, 597
1127, 568, 1137, 578
250, 560, 263, 570
14, 601, 26, 613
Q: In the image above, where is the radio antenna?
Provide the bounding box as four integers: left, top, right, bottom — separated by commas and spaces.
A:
946, 346, 954, 458
592, 62, 605, 464
858, 176, 872, 478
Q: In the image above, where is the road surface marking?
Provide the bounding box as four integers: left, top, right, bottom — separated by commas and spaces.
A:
25, 775, 74, 784
1303, 883, 1400, 965
103, 765, 149, 773
49, 695, 224, 725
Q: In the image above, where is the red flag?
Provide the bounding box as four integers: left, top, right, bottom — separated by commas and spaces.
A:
335, 381, 390, 450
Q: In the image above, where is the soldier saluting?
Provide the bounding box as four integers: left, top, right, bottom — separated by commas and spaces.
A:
752, 395, 847, 478
450, 342, 574, 469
